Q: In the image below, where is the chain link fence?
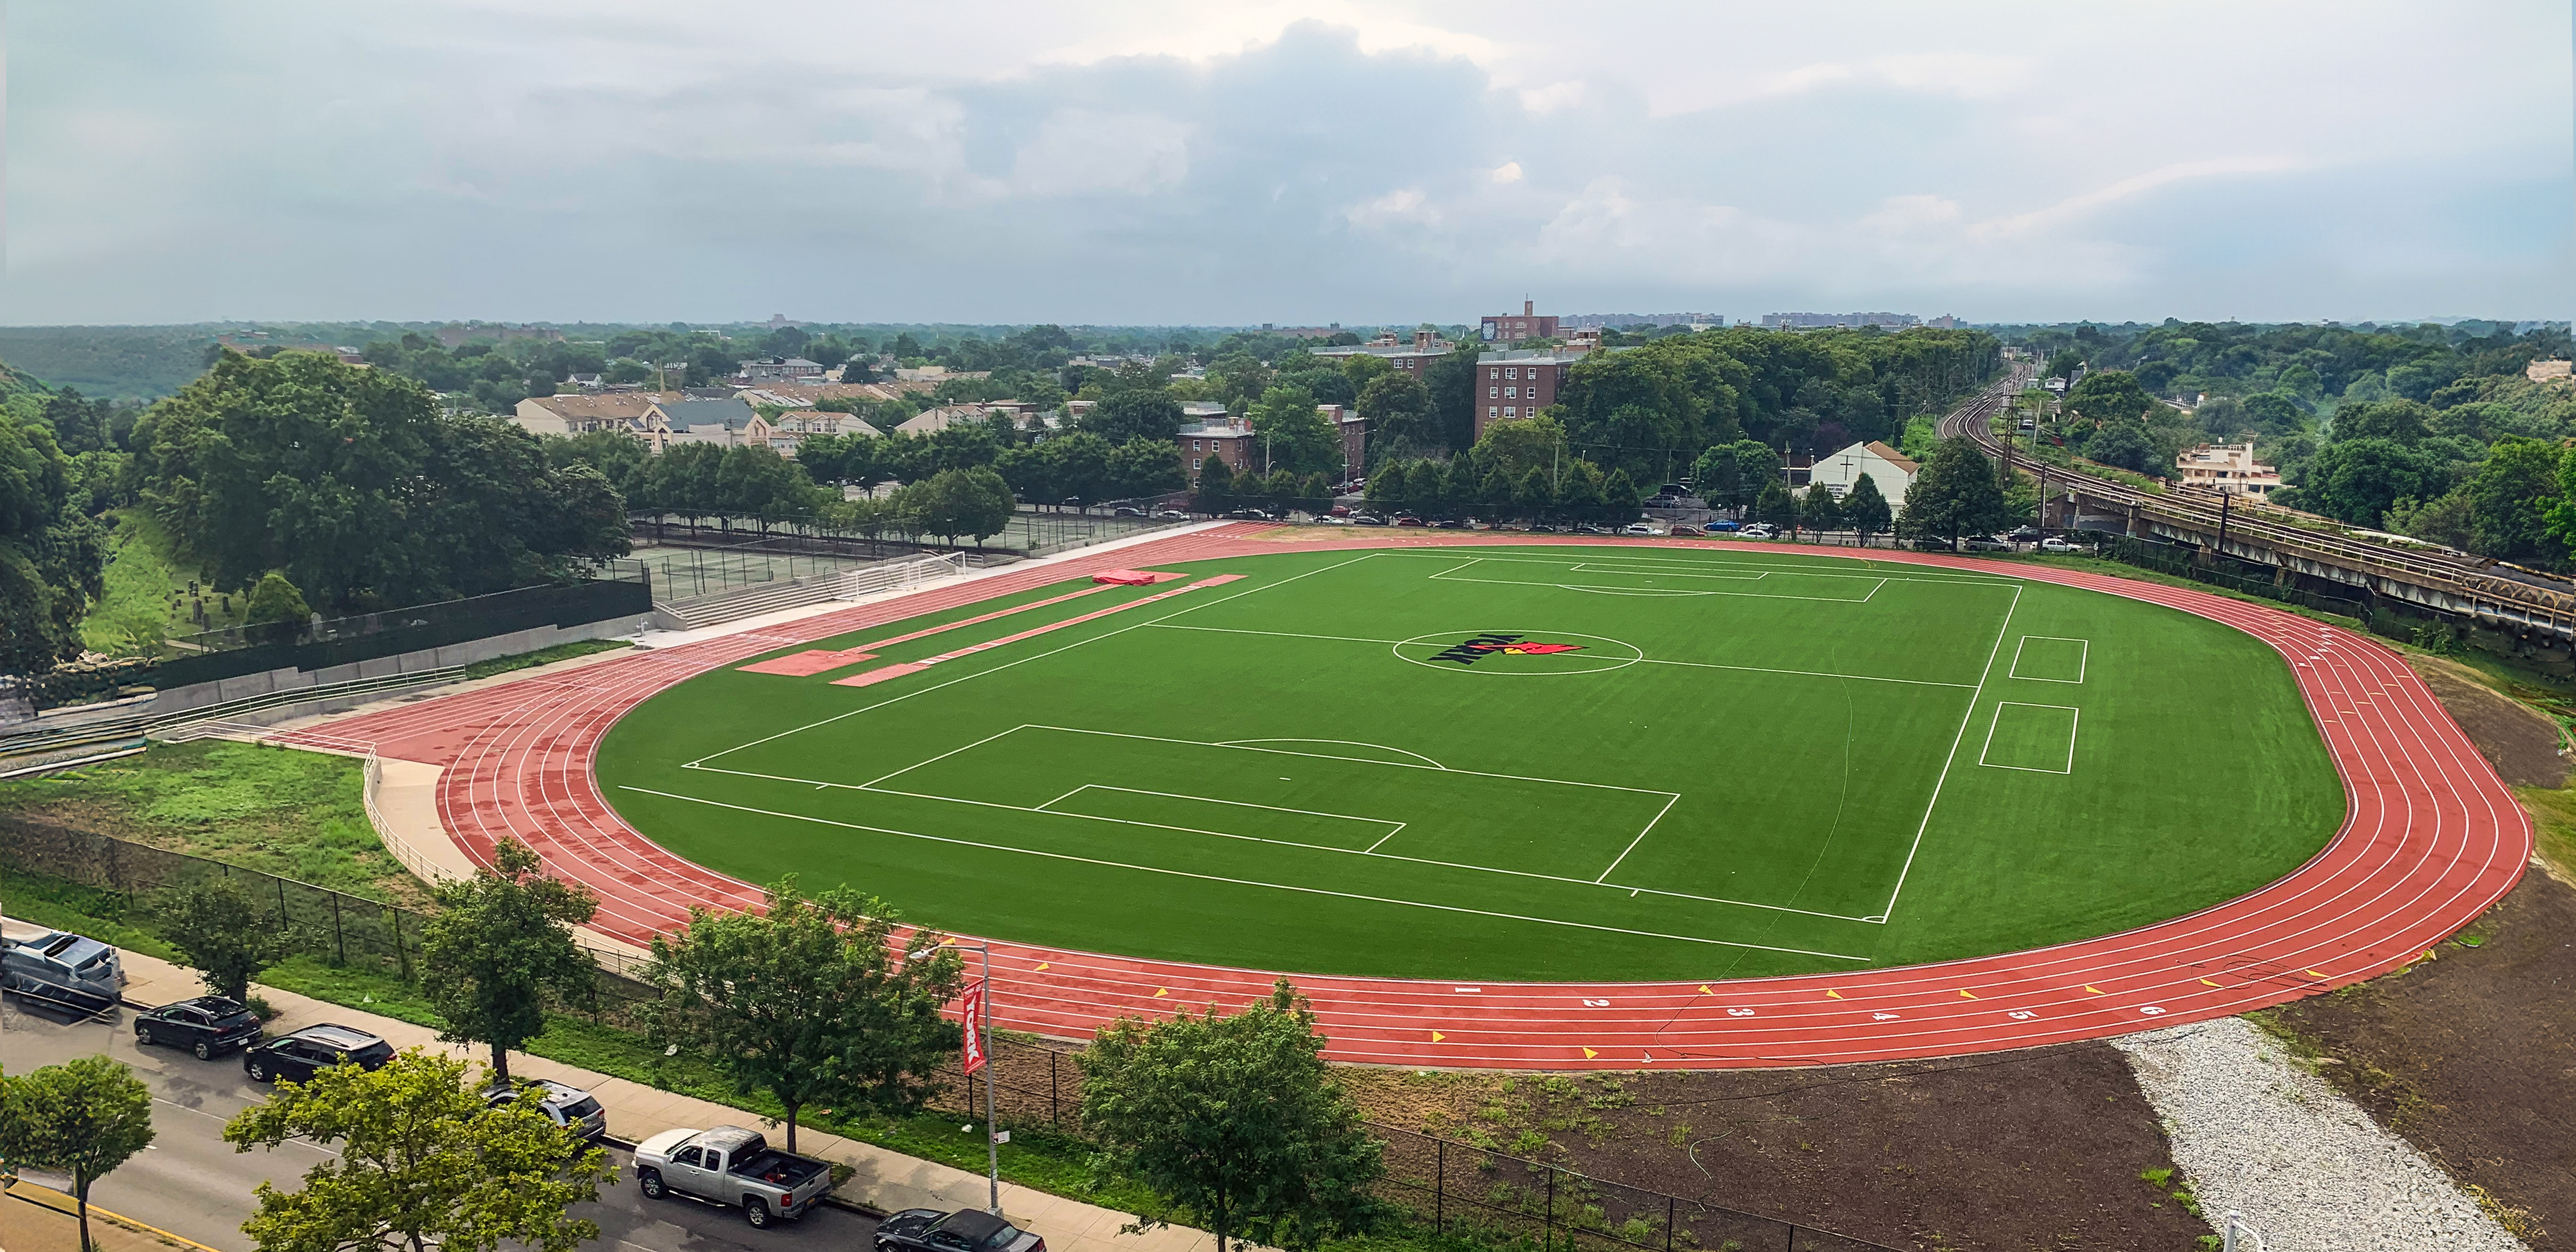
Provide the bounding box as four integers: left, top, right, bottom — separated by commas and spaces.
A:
2106, 536, 2375, 618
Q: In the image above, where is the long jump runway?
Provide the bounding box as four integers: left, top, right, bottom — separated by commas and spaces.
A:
287, 525, 2531, 1069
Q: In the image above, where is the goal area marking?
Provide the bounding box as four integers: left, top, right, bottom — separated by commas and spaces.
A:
2009, 636, 2090, 684
1978, 702, 2081, 774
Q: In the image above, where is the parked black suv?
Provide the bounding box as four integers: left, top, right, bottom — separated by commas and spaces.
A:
135, 996, 263, 1059
244, 1024, 395, 1083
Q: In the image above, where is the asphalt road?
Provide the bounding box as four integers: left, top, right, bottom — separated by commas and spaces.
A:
0, 989, 878, 1252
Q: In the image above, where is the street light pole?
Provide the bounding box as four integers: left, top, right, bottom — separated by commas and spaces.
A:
915, 941, 1001, 1214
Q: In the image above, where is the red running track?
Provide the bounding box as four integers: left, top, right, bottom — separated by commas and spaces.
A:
290, 527, 2532, 1069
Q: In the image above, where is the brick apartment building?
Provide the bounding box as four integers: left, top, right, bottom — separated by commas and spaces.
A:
1480, 300, 1559, 344
1178, 415, 1262, 482
1310, 329, 1452, 380
1474, 349, 1584, 441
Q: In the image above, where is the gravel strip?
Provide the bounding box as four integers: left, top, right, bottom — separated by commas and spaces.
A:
2112, 1015, 2527, 1251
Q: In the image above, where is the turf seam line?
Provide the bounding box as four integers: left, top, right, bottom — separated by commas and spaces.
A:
618, 785, 1876, 961
1147, 622, 1977, 688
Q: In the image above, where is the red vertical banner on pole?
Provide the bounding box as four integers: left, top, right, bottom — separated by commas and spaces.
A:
960, 979, 988, 1076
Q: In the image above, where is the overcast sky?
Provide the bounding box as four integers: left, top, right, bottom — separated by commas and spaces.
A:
5, 2, 2570, 327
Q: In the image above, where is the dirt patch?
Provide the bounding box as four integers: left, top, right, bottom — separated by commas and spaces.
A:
1338, 1043, 2215, 1251
2407, 655, 2568, 788
2258, 867, 2576, 1248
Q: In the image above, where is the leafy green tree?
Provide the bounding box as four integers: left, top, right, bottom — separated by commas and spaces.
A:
2387, 490, 2477, 550
907, 467, 1017, 546
155, 877, 298, 1004
2332, 398, 2433, 445
3, 1057, 155, 1252
1555, 461, 1605, 521
2461, 437, 2562, 561
421, 838, 599, 1084
1800, 484, 1842, 537
2085, 421, 2156, 474
2062, 370, 2156, 427
1110, 439, 1187, 501
1842, 473, 1893, 546
1195, 454, 1238, 514
0, 411, 107, 685
224, 1049, 609, 1252
1896, 437, 2012, 549
244, 571, 312, 644
1356, 374, 1437, 466
647, 879, 964, 1153
1423, 342, 1486, 452
1477, 469, 1514, 517
1084, 378, 1185, 445
133, 351, 628, 611
1360, 462, 1404, 516
1247, 387, 1338, 477
1600, 469, 1643, 521
1468, 414, 1566, 483
1081, 979, 1383, 1252
2296, 437, 2449, 525
1753, 480, 1796, 532
2044, 349, 2083, 379
1690, 440, 1781, 514
1512, 467, 1555, 518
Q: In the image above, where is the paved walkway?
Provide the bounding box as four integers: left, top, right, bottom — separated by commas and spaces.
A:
117, 953, 1215, 1252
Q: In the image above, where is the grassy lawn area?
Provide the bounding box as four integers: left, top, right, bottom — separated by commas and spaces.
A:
0, 740, 429, 908
78, 507, 243, 656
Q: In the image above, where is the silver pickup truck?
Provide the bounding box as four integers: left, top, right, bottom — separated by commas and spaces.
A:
1, 917, 124, 1011
632, 1126, 836, 1228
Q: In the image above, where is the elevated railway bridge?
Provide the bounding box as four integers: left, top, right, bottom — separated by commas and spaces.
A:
1936, 371, 2576, 651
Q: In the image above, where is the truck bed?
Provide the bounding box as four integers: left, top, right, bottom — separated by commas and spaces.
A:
731, 1150, 827, 1188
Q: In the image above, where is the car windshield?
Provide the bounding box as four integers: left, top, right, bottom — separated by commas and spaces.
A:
561, 1097, 603, 1119
350, 1041, 395, 1064
209, 1009, 256, 1029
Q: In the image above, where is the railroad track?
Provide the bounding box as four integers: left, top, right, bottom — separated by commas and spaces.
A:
1934, 368, 2576, 633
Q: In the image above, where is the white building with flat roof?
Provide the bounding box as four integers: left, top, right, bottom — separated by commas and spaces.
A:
2175, 444, 2281, 498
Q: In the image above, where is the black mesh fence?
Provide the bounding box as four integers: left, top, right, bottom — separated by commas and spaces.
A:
925, 1035, 1894, 1252
2106, 536, 2372, 617
1, 816, 1888, 1252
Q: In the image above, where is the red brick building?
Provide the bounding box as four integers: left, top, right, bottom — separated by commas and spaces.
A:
1480, 300, 1559, 345
1474, 350, 1585, 441
1311, 329, 1452, 380
1177, 416, 1262, 482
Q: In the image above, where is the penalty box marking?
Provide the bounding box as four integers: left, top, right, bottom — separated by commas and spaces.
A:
620, 785, 1874, 961
691, 724, 1877, 925
2009, 636, 2089, 684
1978, 702, 2081, 775
1035, 783, 1410, 853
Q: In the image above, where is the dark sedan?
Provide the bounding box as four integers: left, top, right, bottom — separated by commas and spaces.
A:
875, 1209, 1045, 1252
134, 995, 263, 1059
244, 1023, 396, 1083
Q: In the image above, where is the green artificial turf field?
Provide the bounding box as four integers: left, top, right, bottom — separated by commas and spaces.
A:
597, 545, 2346, 982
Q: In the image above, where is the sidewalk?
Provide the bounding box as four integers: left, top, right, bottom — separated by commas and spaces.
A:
115, 953, 1215, 1252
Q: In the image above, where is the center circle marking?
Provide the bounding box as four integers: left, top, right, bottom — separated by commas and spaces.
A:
1391, 629, 1645, 675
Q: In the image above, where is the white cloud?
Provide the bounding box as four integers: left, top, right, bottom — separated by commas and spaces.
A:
1009, 111, 1191, 198
1490, 162, 1524, 184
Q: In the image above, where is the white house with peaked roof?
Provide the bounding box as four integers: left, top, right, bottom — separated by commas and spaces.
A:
1808, 441, 1920, 509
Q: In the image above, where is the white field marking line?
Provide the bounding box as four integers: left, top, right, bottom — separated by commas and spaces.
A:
1024, 723, 1679, 796
1375, 550, 2019, 587
1879, 583, 2022, 922
689, 551, 1386, 765
857, 723, 1030, 789
2008, 634, 2090, 684
1564, 563, 1767, 582
1154, 619, 1971, 689
1151, 623, 1403, 645
1629, 656, 1970, 689
1048, 783, 1405, 842
1976, 702, 2081, 775
1593, 790, 1683, 882
1215, 738, 1450, 769
1550, 585, 1720, 598
1430, 569, 1874, 603
619, 785, 1875, 960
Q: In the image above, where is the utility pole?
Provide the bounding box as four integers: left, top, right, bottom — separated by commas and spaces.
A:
913, 942, 1002, 1214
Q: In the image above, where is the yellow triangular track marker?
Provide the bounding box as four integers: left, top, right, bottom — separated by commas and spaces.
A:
2199, 978, 2222, 988
2422, 949, 2437, 961
2084, 985, 2104, 995
2303, 970, 2327, 979
1035, 962, 1049, 972
1698, 985, 1714, 995
1581, 1047, 1598, 1059
1430, 1030, 1444, 1042
1825, 989, 1842, 999
1958, 989, 1978, 999
1152, 988, 1169, 997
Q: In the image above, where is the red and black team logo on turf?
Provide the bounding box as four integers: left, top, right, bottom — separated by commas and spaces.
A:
1428, 633, 1589, 665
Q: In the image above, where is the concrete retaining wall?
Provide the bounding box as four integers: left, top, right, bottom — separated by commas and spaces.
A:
142, 615, 646, 722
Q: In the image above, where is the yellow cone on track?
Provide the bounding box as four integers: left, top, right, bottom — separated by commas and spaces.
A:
1581, 1047, 1598, 1059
